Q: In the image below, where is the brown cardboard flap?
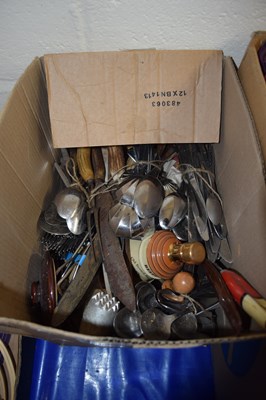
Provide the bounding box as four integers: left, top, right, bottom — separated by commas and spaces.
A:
215, 57, 266, 298
239, 32, 266, 169
0, 58, 56, 320
44, 50, 223, 148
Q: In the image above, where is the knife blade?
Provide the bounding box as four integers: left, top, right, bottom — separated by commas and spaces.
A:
96, 189, 136, 312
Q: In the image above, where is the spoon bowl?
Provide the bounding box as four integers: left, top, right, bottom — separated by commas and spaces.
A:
67, 204, 87, 235
54, 187, 85, 220
134, 177, 164, 219
113, 308, 143, 338
206, 193, 223, 226
159, 194, 186, 229
141, 308, 177, 340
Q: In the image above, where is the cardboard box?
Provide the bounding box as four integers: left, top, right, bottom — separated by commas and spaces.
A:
239, 31, 266, 169
44, 50, 223, 147
0, 53, 265, 348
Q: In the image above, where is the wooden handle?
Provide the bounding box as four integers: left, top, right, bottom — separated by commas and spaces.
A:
107, 146, 125, 178
76, 147, 94, 184
169, 242, 206, 264
91, 147, 106, 183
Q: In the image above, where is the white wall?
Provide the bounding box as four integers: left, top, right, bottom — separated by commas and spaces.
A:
1, 0, 266, 110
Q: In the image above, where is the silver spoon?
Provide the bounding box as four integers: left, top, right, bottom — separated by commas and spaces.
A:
141, 301, 220, 340
67, 204, 87, 235
172, 215, 189, 241
113, 307, 143, 338
141, 308, 177, 340
171, 312, 198, 339
54, 187, 85, 220
205, 172, 223, 226
120, 179, 139, 207
109, 203, 147, 238
134, 177, 164, 219
159, 194, 186, 230
136, 283, 158, 313
206, 192, 223, 226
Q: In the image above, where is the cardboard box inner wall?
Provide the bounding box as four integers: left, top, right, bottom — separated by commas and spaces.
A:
0, 55, 265, 347
239, 31, 266, 169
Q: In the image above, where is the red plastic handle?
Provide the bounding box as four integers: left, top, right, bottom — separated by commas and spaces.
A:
221, 270, 261, 305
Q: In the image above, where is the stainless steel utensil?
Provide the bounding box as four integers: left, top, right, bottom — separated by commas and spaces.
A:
120, 179, 139, 207
39, 212, 71, 236
109, 203, 147, 238
172, 215, 189, 242
80, 290, 120, 335
113, 307, 143, 338
159, 194, 186, 230
171, 312, 198, 339
141, 308, 177, 340
66, 203, 87, 235
206, 192, 223, 226
134, 177, 164, 219
136, 282, 158, 313
54, 187, 86, 220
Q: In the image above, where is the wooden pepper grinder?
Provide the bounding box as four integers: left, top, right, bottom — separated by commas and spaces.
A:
130, 230, 206, 282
